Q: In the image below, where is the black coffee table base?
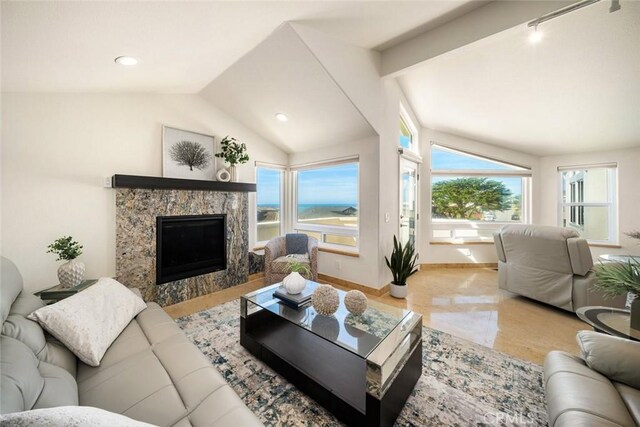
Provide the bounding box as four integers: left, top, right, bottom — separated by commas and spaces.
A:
241, 308, 422, 427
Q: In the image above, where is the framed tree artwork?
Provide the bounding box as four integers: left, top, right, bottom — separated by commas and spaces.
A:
162, 126, 216, 180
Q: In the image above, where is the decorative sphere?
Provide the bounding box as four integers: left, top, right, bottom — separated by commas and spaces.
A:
312, 285, 340, 316
344, 290, 367, 315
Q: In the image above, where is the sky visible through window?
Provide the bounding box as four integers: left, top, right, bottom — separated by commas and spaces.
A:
297, 163, 358, 206
256, 168, 281, 206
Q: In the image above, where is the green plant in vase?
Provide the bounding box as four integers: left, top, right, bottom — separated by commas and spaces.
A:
595, 230, 640, 329
384, 235, 419, 299
47, 236, 85, 289
214, 136, 249, 182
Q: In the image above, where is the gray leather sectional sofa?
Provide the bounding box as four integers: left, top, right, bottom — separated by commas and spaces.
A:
0, 257, 263, 426
545, 331, 640, 427
494, 225, 626, 312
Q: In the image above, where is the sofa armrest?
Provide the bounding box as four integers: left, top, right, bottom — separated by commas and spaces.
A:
493, 231, 506, 263
577, 330, 640, 389
567, 237, 593, 276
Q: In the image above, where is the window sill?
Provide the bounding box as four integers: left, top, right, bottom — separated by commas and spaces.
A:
589, 243, 622, 249
429, 240, 495, 245
252, 244, 359, 257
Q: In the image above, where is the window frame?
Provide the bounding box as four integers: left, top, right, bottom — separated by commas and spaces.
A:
291, 157, 360, 253
399, 103, 419, 154
254, 162, 286, 247
430, 143, 532, 243
557, 164, 618, 245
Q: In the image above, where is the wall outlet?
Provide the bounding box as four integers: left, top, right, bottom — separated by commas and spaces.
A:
103, 176, 112, 188
385, 212, 390, 223
461, 248, 471, 257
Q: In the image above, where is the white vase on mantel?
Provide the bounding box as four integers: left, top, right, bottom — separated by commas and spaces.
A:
58, 259, 85, 289
228, 165, 237, 182
283, 272, 306, 295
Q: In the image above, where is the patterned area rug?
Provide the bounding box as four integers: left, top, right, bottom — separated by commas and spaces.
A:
176, 300, 547, 426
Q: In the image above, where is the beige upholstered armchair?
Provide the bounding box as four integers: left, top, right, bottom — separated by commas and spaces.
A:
494, 224, 626, 312
264, 235, 318, 285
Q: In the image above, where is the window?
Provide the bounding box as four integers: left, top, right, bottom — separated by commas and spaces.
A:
430, 144, 532, 242
293, 160, 359, 250
399, 104, 418, 153
399, 117, 413, 150
256, 166, 284, 244
559, 165, 617, 243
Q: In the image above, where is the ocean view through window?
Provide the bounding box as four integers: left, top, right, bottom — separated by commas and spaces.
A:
294, 161, 359, 249
256, 166, 283, 243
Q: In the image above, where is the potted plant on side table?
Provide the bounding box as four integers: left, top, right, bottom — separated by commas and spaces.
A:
214, 136, 249, 182
47, 236, 84, 289
385, 236, 419, 299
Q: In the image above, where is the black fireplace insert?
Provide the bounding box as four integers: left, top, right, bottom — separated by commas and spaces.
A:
156, 214, 227, 285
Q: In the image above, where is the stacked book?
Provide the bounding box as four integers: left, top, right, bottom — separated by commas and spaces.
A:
38, 279, 97, 302
273, 281, 317, 309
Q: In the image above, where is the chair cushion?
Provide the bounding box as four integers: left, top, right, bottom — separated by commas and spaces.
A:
286, 233, 308, 255
577, 330, 640, 389
28, 278, 147, 366
271, 254, 310, 275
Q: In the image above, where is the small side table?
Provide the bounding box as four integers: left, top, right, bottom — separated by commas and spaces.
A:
576, 306, 640, 342
35, 279, 98, 304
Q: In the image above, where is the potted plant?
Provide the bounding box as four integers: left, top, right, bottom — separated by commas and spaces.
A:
47, 236, 84, 289
595, 230, 640, 329
282, 261, 311, 295
384, 236, 418, 299
214, 136, 249, 182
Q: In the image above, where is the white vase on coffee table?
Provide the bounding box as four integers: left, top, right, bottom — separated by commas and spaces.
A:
283, 271, 306, 294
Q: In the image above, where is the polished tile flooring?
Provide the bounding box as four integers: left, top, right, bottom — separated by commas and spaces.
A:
164, 268, 588, 365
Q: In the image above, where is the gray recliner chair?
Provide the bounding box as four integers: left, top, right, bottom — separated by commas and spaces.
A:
493, 225, 625, 312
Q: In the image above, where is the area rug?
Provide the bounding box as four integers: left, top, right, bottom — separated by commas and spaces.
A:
176, 300, 547, 426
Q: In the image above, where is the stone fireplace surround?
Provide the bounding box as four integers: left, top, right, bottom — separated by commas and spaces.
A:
115, 185, 250, 306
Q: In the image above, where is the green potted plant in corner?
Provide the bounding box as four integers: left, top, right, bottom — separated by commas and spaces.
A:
47, 236, 84, 289
385, 236, 419, 299
594, 231, 640, 329
282, 261, 311, 295
214, 136, 249, 182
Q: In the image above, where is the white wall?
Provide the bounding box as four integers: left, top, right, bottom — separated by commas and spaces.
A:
538, 147, 640, 258
419, 129, 540, 264
1, 93, 287, 292
288, 136, 380, 287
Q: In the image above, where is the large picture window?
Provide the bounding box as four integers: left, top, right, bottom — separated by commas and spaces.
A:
256, 165, 284, 244
293, 160, 359, 249
430, 144, 531, 242
559, 165, 617, 243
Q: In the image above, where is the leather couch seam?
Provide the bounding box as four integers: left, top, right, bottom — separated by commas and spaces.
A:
121, 383, 181, 415
545, 369, 612, 389
553, 408, 625, 427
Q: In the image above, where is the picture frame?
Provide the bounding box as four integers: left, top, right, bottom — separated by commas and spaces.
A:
162, 125, 216, 180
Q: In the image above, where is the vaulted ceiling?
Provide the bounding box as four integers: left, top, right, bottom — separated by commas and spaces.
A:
398, 0, 640, 156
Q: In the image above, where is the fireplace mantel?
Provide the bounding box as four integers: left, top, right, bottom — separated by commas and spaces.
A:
112, 174, 256, 192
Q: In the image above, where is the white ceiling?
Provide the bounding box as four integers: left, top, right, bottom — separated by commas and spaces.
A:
399, 1, 640, 156
1, 0, 477, 93
200, 24, 376, 154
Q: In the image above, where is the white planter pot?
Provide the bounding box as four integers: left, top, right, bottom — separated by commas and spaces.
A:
58, 259, 85, 289
283, 271, 307, 294
389, 283, 407, 299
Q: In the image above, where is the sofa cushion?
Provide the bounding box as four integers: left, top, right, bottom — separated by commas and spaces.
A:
0, 406, 155, 426
614, 382, 640, 426
1, 257, 24, 324
577, 330, 640, 389
76, 303, 262, 427
28, 278, 147, 366
33, 361, 78, 410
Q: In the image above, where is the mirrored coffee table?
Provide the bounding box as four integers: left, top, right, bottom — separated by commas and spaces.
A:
240, 282, 422, 426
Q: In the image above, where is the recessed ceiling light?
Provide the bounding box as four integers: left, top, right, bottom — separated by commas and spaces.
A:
114, 56, 139, 66
275, 113, 288, 122
529, 28, 543, 44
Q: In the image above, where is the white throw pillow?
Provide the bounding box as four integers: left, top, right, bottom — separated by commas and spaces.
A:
0, 406, 157, 426
28, 278, 147, 367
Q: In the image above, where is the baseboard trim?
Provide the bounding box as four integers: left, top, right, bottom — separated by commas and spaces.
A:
248, 272, 265, 281
318, 273, 389, 296
420, 263, 498, 269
